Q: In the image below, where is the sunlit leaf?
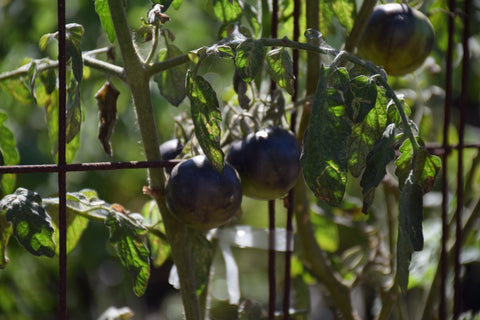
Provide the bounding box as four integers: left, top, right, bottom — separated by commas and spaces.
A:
266, 48, 295, 95
106, 210, 150, 297
347, 88, 387, 177
0, 210, 12, 268
213, 0, 242, 23
43, 190, 106, 255
186, 71, 224, 172
331, 0, 355, 32
0, 113, 19, 195
242, 2, 261, 37
0, 78, 33, 105
0, 188, 55, 257
311, 213, 339, 252
154, 44, 187, 106
302, 67, 351, 206
141, 200, 170, 267
95, 0, 116, 43
235, 39, 264, 83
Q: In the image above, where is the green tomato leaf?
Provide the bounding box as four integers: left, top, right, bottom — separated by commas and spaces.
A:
0, 113, 19, 195
359, 124, 396, 213
242, 1, 261, 37
0, 78, 33, 105
266, 48, 295, 95
331, 0, 355, 32
65, 23, 84, 83
347, 87, 387, 177
141, 200, 170, 267
0, 188, 56, 258
66, 80, 82, 144
186, 71, 224, 172
213, 0, 243, 23
347, 75, 377, 123
302, 67, 351, 206
95, 0, 116, 43
43, 189, 106, 255
0, 210, 12, 268
235, 39, 265, 83
106, 210, 150, 297
154, 44, 187, 107
397, 178, 422, 293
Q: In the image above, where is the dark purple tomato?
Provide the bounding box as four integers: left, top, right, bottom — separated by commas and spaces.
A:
160, 139, 184, 173
226, 127, 301, 200
165, 155, 242, 230
357, 3, 435, 76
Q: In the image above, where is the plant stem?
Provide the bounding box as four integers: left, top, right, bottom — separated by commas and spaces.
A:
106, 1, 201, 319
293, 179, 360, 320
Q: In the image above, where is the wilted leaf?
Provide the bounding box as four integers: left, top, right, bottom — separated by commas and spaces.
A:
95, 0, 116, 43
106, 210, 150, 296
0, 188, 55, 257
213, 0, 243, 23
359, 124, 396, 212
266, 48, 295, 95
186, 71, 224, 172
95, 80, 120, 156
302, 67, 351, 206
235, 39, 264, 83
154, 44, 187, 106
233, 70, 250, 109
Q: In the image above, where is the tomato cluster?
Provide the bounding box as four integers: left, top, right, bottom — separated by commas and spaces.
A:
163, 127, 302, 229
357, 3, 435, 76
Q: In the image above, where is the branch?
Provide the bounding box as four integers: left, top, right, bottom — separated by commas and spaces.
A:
106, 1, 201, 320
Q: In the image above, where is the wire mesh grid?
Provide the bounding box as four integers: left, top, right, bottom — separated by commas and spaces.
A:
0, 0, 476, 319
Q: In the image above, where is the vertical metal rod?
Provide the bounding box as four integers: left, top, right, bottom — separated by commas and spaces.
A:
57, 0, 67, 318
454, 1, 471, 317
440, 0, 455, 318
268, 1, 279, 319
268, 200, 276, 319
282, 1, 301, 319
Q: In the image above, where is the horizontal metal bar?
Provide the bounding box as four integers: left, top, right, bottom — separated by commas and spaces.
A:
0, 159, 181, 174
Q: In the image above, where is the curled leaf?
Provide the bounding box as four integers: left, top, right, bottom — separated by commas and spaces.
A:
0, 188, 55, 257
95, 80, 120, 156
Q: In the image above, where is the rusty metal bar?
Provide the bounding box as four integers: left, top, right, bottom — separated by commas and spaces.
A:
0, 160, 179, 174
57, 0, 67, 317
454, 0, 471, 317
440, 0, 456, 318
